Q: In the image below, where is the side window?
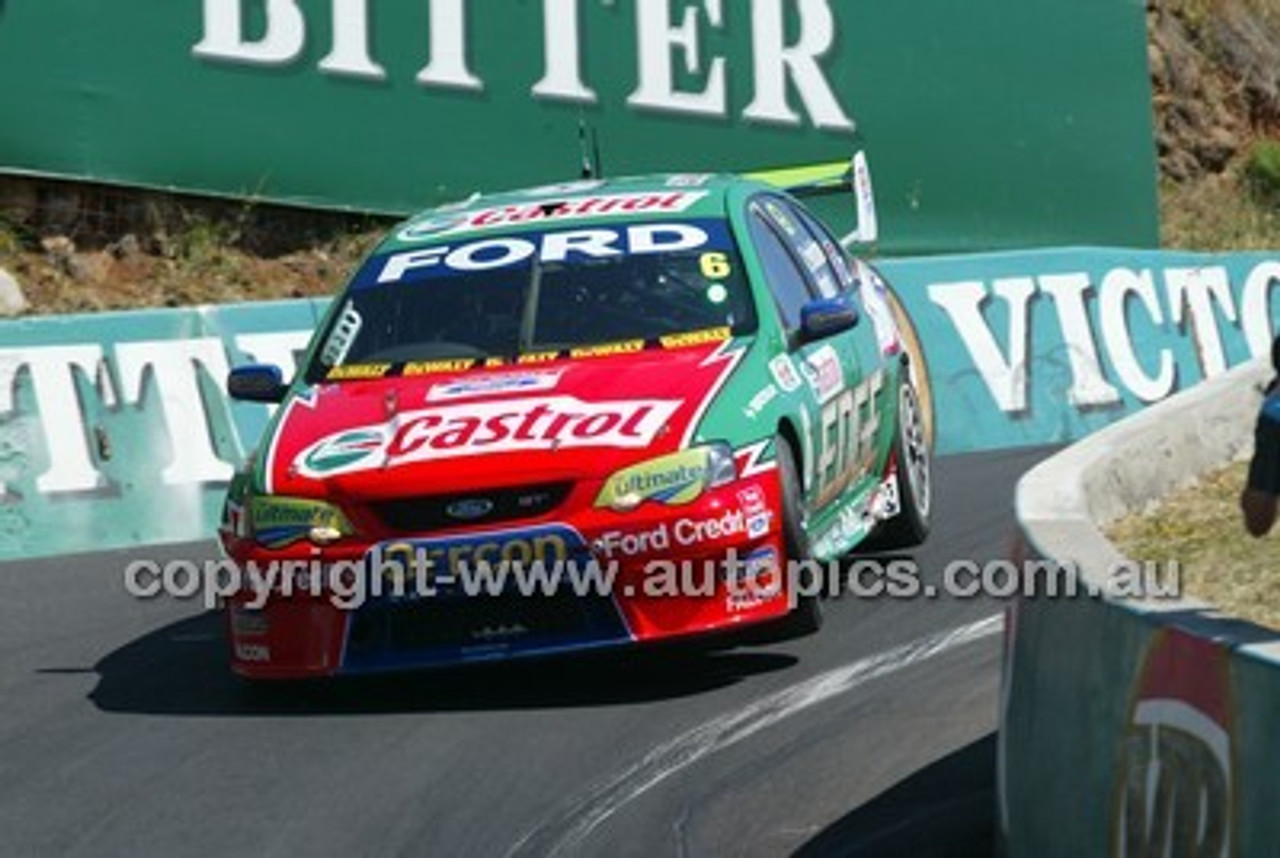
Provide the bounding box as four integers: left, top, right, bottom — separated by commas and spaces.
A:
791, 204, 859, 294
758, 197, 840, 300
747, 204, 815, 332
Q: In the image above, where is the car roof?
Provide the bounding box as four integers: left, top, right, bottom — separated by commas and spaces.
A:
376, 173, 770, 253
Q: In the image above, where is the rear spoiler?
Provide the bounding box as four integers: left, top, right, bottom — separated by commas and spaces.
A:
746, 151, 879, 249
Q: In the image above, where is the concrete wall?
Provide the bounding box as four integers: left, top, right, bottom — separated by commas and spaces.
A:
1005, 355, 1280, 856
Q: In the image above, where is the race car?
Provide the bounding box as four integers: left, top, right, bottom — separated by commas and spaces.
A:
218, 158, 932, 678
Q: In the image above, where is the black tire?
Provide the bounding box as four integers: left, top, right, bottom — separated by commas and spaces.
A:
770, 435, 823, 638
873, 372, 933, 550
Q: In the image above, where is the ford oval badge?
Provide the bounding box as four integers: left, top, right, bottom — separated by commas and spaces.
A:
446, 498, 495, 520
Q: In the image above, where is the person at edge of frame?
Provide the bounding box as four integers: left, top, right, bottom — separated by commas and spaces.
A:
1241, 334, 1280, 537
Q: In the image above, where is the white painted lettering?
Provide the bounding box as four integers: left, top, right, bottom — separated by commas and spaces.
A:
192, 0, 855, 134
628, 0, 727, 117
416, 0, 483, 91
194, 0, 306, 66
1099, 269, 1175, 403
0, 346, 108, 495
532, 0, 597, 102
1165, 267, 1238, 378
116, 339, 235, 484
1040, 272, 1121, 407
928, 278, 1035, 412
743, 0, 854, 131
1241, 262, 1280, 360
234, 331, 312, 381
319, 0, 386, 79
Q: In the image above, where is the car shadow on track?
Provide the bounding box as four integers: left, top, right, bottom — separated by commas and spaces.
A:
86, 609, 800, 716
793, 733, 997, 857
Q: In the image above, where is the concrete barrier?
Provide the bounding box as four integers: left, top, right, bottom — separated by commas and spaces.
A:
1004, 355, 1279, 855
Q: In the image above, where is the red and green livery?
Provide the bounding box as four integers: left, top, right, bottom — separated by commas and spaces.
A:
219, 163, 932, 678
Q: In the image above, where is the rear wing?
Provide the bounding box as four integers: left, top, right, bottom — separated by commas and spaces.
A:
746, 151, 879, 249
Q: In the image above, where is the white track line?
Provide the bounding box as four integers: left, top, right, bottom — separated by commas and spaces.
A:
506, 613, 1004, 858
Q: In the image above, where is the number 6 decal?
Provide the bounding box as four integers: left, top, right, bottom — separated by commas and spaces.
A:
700, 252, 731, 279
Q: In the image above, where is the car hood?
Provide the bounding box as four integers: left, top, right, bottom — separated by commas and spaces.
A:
261, 340, 744, 499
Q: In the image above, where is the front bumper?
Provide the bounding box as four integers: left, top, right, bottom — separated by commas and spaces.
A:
223, 472, 794, 678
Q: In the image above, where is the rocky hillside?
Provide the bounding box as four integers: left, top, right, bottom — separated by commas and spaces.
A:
0, 3, 1278, 316
1151, 0, 1280, 247
1150, 0, 1280, 179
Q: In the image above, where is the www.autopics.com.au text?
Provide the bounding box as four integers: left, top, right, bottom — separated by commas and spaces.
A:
122, 550, 1182, 611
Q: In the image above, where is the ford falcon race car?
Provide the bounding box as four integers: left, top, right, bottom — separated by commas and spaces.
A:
219, 160, 932, 678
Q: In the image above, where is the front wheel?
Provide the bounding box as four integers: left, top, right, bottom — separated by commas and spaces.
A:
872, 373, 932, 550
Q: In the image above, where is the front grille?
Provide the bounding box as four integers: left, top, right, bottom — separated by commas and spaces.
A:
348, 593, 589, 652
369, 482, 572, 534
343, 593, 628, 665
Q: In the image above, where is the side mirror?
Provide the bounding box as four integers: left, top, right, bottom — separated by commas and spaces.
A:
227, 364, 287, 403
800, 296, 859, 343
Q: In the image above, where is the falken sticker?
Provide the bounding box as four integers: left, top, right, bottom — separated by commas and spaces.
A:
427, 369, 563, 402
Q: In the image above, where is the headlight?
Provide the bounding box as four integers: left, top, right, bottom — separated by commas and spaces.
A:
595, 443, 738, 512
246, 496, 354, 548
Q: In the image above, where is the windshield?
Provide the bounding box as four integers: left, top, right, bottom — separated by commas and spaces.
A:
307, 219, 755, 381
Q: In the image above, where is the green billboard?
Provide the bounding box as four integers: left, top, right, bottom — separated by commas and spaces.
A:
0, 0, 1157, 254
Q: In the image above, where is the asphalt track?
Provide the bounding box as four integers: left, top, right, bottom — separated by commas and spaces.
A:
0, 446, 1052, 857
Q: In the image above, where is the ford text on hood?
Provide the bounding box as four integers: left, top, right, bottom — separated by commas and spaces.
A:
218, 173, 933, 678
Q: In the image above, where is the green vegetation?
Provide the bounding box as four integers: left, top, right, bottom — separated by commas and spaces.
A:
0, 223, 21, 257
1245, 138, 1280, 201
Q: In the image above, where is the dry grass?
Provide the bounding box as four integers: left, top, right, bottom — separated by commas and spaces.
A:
1180, 0, 1280, 32
1108, 461, 1280, 630
1133, 1, 1280, 629
1160, 172, 1280, 250
0, 211, 383, 314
